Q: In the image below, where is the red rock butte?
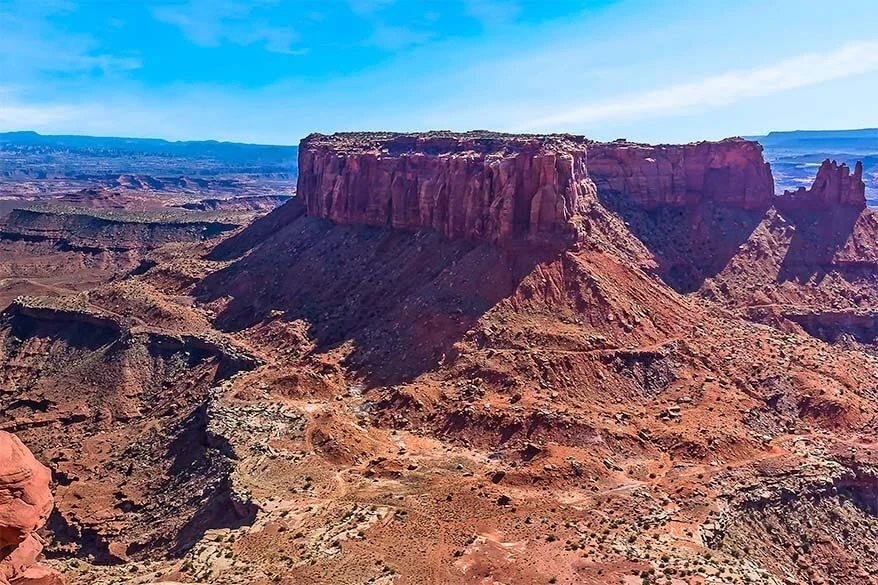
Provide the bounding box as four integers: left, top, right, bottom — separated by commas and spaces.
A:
298, 132, 594, 243
297, 132, 788, 244
0, 129, 875, 585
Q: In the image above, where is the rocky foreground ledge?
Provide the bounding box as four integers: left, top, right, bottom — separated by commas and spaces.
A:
298, 132, 867, 244
0, 432, 62, 585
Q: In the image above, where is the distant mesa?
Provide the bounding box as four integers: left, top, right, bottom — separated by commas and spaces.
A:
104, 175, 216, 192
109, 174, 165, 191
179, 194, 293, 212
0, 131, 299, 181
54, 187, 131, 209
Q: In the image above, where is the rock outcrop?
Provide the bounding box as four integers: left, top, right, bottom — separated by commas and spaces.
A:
586, 138, 775, 210
297, 132, 596, 243
178, 195, 293, 212
0, 432, 62, 585
779, 159, 867, 210
0, 208, 241, 251
297, 134, 779, 245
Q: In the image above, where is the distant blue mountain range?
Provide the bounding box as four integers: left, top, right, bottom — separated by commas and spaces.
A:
0, 131, 297, 160
0, 131, 298, 178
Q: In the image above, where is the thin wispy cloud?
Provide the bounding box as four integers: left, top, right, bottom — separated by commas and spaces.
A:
0, 1, 141, 79
463, 0, 521, 29
0, 84, 120, 130
367, 24, 432, 50
522, 40, 878, 130
347, 0, 397, 16
0, 102, 83, 129
152, 0, 303, 54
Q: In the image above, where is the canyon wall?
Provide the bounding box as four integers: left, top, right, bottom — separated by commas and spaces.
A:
586, 138, 775, 209
297, 133, 868, 245
297, 132, 596, 243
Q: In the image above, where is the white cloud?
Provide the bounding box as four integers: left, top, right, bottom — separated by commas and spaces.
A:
0, 2, 142, 79
0, 102, 83, 128
521, 40, 878, 131
152, 0, 302, 54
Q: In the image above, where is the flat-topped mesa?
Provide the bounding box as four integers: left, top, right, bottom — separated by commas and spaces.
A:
586, 138, 775, 210
297, 133, 781, 243
297, 132, 596, 244
778, 159, 867, 210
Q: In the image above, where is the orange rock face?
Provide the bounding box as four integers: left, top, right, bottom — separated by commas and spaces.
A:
780, 158, 867, 209
0, 432, 62, 585
586, 137, 775, 209
297, 132, 596, 243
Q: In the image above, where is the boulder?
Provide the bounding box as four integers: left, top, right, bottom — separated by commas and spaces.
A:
0, 432, 63, 585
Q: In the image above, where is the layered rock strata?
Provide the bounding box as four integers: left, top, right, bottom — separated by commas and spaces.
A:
298, 133, 869, 249
585, 138, 775, 209
298, 134, 779, 245
298, 132, 595, 243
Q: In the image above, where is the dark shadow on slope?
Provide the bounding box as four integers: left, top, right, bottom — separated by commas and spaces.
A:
207, 196, 305, 261
195, 202, 562, 385
784, 311, 878, 345
45, 509, 126, 565
164, 404, 257, 557
2, 305, 120, 352
776, 206, 862, 284
595, 189, 768, 293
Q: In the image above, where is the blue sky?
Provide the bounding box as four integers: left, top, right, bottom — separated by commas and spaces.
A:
1, 0, 877, 144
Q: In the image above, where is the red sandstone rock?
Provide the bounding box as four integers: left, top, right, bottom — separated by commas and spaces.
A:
586, 138, 775, 209
780, 158, 867, 209
297, 132, 596, 243
0, 432, 63, 585
298, 134, 777, 245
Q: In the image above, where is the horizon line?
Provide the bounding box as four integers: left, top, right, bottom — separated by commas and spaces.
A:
2, 126, 877, 147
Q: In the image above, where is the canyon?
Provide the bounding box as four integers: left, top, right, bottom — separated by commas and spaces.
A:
0, 131, 876, 585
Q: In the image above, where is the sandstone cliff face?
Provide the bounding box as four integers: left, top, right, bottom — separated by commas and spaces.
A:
297, 132, 596, 243
0, 432, 62, 585
586, 138, 775, 209
297, 133, 871, 248
779, 159, 867, 209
